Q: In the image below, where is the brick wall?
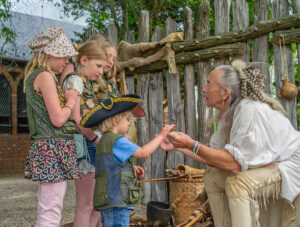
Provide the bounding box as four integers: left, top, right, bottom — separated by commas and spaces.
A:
0, 134, 30, 176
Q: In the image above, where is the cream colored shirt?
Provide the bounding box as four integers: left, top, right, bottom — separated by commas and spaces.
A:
210, 98, 300, 203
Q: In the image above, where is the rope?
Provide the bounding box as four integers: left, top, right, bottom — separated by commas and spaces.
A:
279, 34, 288, 79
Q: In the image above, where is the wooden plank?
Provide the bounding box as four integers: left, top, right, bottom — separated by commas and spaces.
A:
274, 28, 300, 44
123, 30, 135, 94
165, 17, 185, 170
149, 26, 166, 202
272, 0, 297, 127
183, 6, 197, 168
136, 10, 151, 204
252, 0, 271, 94
233, 0, 250, 62
195, 0, 213, 169
125, 42, 246, 75
107, 23, 118, 48
172, 14, 300, 53
214, 0, 231, 66
293, 0, 300, 104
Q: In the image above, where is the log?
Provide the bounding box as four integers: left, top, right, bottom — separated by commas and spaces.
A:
124, 30, 136, 94
126, 42, 245, 75
172, 14, 300, 53
165, 17, 185, 170
107, 23, 118, 48
274, 28, 300, 44
195, 0, 212, 169
149, 26, 166, 202
272, 0, 297, 128
233, 0, 250, 61
252, 0, 270, 94
183, 6, 197, 168
214, 0, 230, 66
136, 10, 151, 204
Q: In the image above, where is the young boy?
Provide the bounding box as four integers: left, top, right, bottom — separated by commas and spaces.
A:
80, 94, 174, 227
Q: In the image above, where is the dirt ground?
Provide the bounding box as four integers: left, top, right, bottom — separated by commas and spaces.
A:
0, 175, 146, 227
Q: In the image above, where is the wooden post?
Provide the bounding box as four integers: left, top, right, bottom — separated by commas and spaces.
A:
136, 10, 151, 204
183, 6, 197, 168
252, 0, 271, 94
165, 17, 185, 170
272, 0, 297, 127
292, 0, 300, 111
123, 30, 135, 94
107, 23, 118, 48
214, 0, 231, 66
195, 0, 213, 162
232, 0, 250, 62
149, 26, 166, 202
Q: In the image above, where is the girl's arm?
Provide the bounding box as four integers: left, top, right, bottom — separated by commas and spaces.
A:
35, 71, 78, 128
60, 63, 75, 86
71, 97, 100, 144
132, 125, 175, 159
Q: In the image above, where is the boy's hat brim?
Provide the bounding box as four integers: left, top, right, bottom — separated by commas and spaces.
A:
80, 94, 144, 128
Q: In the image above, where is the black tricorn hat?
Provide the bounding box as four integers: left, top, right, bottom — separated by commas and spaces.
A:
80, 94, 145, 128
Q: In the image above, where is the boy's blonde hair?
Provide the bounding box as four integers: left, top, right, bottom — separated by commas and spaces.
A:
23, 51, 49, 92
98, 111, 129, 134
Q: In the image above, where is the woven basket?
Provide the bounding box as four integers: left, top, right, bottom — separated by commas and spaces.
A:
169, 177, 204, 225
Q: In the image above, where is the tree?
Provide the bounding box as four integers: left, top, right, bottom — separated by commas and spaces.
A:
53, 0, 198, 40
0, 0, 16, 57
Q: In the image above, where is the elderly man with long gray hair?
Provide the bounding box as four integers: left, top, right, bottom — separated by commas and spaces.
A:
161, 59, 300, 227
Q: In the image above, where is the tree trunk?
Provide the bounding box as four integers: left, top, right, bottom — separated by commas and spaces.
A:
121, 0, 129, 39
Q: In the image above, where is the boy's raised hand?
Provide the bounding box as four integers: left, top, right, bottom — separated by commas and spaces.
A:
160, 137, 174, 151
158, 124, 175, 138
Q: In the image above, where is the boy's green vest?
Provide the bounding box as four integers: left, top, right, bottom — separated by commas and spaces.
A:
94, 132, 142, 210
25, 68, 76, 142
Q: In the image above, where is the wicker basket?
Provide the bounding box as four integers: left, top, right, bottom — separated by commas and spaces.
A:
169, 177, 204, 225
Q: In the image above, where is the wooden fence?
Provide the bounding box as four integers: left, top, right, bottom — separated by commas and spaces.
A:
103, 0, 300, 203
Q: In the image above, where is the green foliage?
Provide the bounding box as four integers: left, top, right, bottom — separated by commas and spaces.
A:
0, 0, 16, 57
51, 0, 200, 39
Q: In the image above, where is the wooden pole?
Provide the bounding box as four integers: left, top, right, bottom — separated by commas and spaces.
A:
252, 0, 270, 94
272, 0, 297, 127
183, 6, 197, 168
149, 26, 166, 202
233, 0, 250, 62
195, 0, 212, 168
165, 17, 185, 170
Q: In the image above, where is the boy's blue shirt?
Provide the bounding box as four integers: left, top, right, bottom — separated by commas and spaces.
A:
112, 137, 140, 165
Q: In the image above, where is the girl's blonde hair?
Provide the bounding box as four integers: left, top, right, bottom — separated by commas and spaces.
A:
98, 111, 129, 134
88, 34, 127, 95
74, 40, 108, 63
23, 51, 49, 92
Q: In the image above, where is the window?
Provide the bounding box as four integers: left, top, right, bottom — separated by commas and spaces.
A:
0, 76, 12, 134
17, 79, 29, 133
